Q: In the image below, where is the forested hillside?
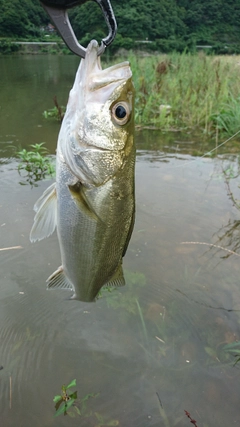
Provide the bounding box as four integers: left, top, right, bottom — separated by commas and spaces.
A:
0, 0, 240, 52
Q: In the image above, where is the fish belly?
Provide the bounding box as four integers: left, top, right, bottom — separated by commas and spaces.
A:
57, 154, 135, 301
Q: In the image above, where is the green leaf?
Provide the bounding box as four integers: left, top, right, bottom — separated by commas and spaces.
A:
222, 341, 240, 350
55, 402, 67, 417
66, 379, 77, 389
233, 356, 240, 366
53, 395, 62, 403
227, 349, 240, 354
64, 398, 75, 412
69, 391, 78, 400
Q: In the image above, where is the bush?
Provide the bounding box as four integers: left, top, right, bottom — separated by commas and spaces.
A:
0, 38, 20, 54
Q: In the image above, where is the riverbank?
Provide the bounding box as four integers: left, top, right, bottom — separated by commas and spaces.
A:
0, 39, 70, 55
130, 52, 240, 138
1, 42, 240, 138
43, 51, 240, 139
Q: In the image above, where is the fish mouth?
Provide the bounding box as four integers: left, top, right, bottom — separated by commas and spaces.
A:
90, 63, 132, 91
74, 40, 132, 91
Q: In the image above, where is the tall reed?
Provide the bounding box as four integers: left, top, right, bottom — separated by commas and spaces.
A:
127, 52, 240, 136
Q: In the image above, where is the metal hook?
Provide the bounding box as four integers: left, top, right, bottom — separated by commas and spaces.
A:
40, 0, 117, 58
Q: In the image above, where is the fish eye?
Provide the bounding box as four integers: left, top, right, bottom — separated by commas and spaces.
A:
111, 101, 131, 126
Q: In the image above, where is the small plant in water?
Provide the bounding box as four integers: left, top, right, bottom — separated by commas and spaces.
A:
43, 96, 65, 121
17, 143, 55, 185
54, 379, 78, 417
53, 379, 119, 424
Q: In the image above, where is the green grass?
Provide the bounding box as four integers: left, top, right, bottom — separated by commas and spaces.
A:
127, 52, 240, 137
42, 52, 240, 138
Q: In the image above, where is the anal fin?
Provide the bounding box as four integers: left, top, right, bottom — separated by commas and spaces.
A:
46, 266, 73, 291
104, 263, 125, 287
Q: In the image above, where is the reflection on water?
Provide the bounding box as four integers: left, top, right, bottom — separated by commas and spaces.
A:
1, 56, 240, 427
0, 55, 80, 156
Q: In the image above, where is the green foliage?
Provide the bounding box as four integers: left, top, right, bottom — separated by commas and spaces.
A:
0, 38, 20, 54
0, 0, 47, 38
54, 379, 78, 417
210, 95, 240, 136
2, 0, 240, 53
17, 142, 55, 186
129, 52, 240, 135
98, 270, 146, 325
108, 34, 134, 54
53, 380, 118, 424
39, 52, 240, 135
204, 340, 240, 365
43, 106, 65, 122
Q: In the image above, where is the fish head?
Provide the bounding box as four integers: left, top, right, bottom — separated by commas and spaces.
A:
59, 40, 135, 184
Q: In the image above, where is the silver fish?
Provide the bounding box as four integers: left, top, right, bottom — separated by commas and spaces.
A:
30, 40, 135, 302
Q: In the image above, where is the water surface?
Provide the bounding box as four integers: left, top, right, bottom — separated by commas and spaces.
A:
1, 55, 240, 427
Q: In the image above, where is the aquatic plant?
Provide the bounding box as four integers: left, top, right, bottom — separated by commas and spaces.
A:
43, 106, 62, 120
54, 379, 78, 417
203, 339, 240, 365
234, 355, 240, 366
54, 379, 99, 418
222, 341, 240, 366
43, 96, 65, 121
53, 380, 118, 424
156, 392, 171, 427
17, 142, 55, 185
99, 270, 146, 318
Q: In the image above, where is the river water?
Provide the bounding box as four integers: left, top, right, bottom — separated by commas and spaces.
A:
0, 55, 240, 427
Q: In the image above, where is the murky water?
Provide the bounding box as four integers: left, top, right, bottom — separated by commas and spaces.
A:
1, 55, 240, 427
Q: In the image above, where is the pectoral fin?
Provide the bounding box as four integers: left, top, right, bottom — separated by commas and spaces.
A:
104, 263, 125, 287
46, 266, 73, 291
30, 182, 57, 242
68, 181, 99, 221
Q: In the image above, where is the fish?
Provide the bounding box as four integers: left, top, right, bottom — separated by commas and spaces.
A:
30, 40, 135, 302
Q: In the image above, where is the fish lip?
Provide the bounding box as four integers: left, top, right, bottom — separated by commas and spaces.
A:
84, 41, 132, 88
86, 40, 130, 72
74, 40, 132, 87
